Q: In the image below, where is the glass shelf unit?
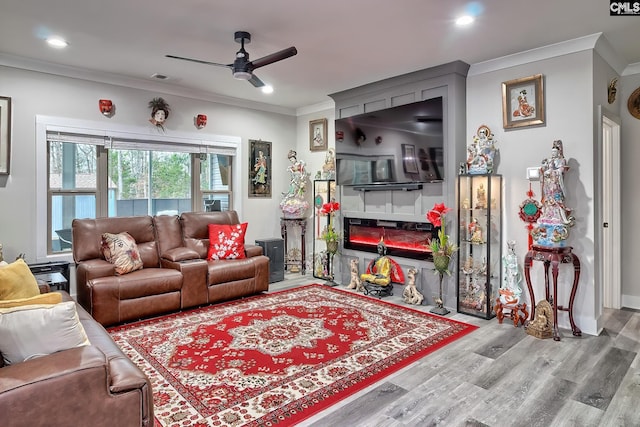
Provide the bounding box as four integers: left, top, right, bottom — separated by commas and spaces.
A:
312, 179, 337, 280
457, 174, 502, 319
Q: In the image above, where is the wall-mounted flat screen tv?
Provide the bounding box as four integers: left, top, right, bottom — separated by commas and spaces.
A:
335, 97, 444, 186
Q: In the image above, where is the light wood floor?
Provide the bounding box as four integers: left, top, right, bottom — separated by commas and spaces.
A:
270, 273, 640, 427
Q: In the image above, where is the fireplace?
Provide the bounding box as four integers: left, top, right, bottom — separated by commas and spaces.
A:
343, 217, 435, 261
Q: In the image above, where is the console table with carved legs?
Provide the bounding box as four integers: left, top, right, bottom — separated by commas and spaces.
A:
524, 246, 581, 341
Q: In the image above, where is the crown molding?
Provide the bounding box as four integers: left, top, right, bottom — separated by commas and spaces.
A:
296, 100, 334, 117
623, 62, 640, 76
0, 53, 296, 116
468, 33, 608, 76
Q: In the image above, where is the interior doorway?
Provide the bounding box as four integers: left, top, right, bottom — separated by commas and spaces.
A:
600, 109, 621, 309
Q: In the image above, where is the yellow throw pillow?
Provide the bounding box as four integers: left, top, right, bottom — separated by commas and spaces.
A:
0, 292, 63, 309
0, 259, 40, 301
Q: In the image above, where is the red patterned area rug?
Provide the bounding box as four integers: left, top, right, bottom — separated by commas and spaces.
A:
108, 284, 477, 427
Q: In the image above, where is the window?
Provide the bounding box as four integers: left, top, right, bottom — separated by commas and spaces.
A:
43, 124, 239, 255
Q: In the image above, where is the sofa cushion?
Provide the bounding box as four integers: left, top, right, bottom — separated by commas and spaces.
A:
0, 292, 62, 309
0, 301, 90, 365
0, 259, 40, 301
101, 232, 144, 275
207, 223, 248, 260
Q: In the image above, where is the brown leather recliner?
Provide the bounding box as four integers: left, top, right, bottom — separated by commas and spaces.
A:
0, 292, 153, 427
72, 211, 270, 327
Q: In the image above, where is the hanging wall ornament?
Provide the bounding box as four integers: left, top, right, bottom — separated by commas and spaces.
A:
99, 99, 114, 117
519, 183, 542, 250
148, 97, 170, 130
195, 114, 207, 129
628, 86, 640, 120
608, 78, 618, 104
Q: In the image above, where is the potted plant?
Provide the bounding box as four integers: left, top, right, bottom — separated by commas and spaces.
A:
426, 202, 459, 315
320, 200, 340, 254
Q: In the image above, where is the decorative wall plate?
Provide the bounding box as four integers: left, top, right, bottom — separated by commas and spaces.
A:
628, 86, 640, 120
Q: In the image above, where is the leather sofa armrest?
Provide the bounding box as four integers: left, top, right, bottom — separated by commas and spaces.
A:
0, 346, 106, 395
245, 244, 263, 258
161, 247, 201, 262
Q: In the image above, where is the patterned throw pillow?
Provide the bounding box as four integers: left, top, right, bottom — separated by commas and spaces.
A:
101, 232, 144, 275
207, 223, 248, 260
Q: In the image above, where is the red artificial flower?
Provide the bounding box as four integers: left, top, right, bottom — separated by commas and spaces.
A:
426, 203, 451, 227
321, 201, 340, 215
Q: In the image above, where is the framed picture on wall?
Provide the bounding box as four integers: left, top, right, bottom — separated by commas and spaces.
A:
249, 139, 272, 198
502, 74, 545, 129
0, 96, 11, 175
309, 118, 328, 152
401, 144, 419, 174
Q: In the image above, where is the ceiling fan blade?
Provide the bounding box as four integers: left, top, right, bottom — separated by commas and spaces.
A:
250, 46, 297, 70
165, 54, 231, 68
248, 74, 265, 88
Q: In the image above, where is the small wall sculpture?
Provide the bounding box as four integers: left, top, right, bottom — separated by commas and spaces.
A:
531, 140, 575, 247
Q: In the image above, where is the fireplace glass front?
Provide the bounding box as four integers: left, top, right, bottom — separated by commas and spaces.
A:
343, 217, 435, 261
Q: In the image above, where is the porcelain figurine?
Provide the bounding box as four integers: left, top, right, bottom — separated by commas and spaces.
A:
531, 140, 575, 247
467, 125, 498, 174
499, 240, 523, 305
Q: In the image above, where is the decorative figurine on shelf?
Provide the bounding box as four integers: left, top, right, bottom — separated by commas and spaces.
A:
475, 183, 487, 209
466, 125, 498, 174
322, 148, 336, 180
280, 150, 310, 218
468, 218, 484, 244
531, 140, 575, 247
148, 97, 170, 131
346, 258, 364, 292
403, 267, 424, 305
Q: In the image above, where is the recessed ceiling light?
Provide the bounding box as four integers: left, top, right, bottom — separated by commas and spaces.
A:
261, 85, 274, 94
46, 36, 68, 48
456, 15, 474, 26
151, 73, 169, 80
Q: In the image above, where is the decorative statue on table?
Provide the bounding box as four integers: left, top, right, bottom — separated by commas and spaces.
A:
466, 125, 498, 175
280, 150, 310, 218
531, 140, 575, 247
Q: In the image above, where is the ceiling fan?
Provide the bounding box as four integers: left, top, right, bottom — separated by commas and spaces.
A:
166, 31, 297, 88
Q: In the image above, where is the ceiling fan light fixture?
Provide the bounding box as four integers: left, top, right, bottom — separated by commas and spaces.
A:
233, 71, 252, 80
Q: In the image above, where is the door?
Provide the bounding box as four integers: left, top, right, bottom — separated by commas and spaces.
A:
600, 109, 621, 309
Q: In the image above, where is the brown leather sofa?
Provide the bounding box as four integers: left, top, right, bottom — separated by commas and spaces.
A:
73, 211, 270, 327
0, 292, 153, 427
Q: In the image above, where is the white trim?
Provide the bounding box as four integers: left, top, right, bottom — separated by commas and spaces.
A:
34, 115, 242, 262
623, 61, 640, 76
468, 33, 602, 76
1, 53, 295, 116
594, 35, 627, 76
622, 294, 640, 310
296, 100, 335, 116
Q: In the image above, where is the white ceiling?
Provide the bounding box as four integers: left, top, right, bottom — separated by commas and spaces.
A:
1, 1, 639, 113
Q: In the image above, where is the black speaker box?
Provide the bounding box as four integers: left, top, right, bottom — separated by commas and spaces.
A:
255, 238, 285, 283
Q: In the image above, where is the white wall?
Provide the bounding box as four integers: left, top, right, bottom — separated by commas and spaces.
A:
0, 65, 296, 266
467, 50, 597, 334
620, 70, 640, 306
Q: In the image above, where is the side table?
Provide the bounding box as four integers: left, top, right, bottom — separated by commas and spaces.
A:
280, 217, 307, 275
524, 246, 581, 341
29, 261, 71, 293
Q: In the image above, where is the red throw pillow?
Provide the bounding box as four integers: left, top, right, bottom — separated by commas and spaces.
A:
207, 223, 248, 260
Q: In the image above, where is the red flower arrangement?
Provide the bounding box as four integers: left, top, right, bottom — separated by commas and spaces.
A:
426, 202, 458, 275
321, 200, 340, 243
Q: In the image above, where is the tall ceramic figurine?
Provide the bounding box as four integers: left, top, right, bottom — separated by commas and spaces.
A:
280, 150, 310, 218
531, 140, 575, 247
499, 240, 523, 305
